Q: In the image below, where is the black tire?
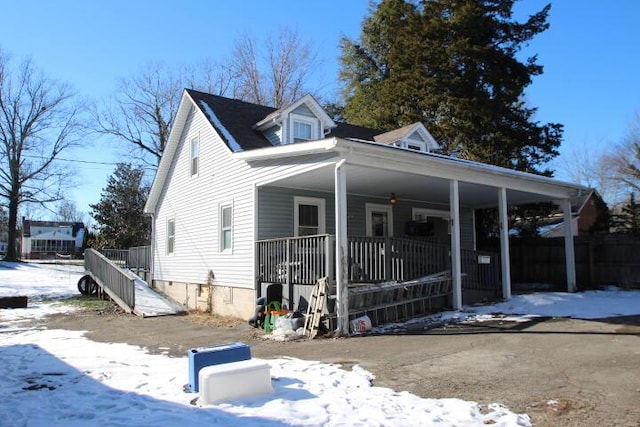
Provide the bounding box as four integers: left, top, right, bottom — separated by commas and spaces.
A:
77, 275, 98, 296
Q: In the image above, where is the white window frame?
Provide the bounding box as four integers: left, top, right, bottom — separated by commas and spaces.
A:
412, 208, 450, 234
220, 203, 233, 253
190, 136, 199, 176
294, 196, 326, 237
365, 203, 394, 237
166, 218, 175, 255
290, 114, 319, 143
412, 208, 450, 221
405, 139, 427, 152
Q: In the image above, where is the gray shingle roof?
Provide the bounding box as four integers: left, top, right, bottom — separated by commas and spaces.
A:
186, 89, 383, 151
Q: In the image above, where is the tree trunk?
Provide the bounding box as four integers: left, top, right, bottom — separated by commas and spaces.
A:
5, 195, 19, 261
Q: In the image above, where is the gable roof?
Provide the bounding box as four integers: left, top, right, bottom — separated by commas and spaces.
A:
253, 93, 337, 131
374, 122, 440, 149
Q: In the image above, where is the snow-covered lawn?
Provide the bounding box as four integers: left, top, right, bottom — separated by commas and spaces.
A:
2, 261, 640, 426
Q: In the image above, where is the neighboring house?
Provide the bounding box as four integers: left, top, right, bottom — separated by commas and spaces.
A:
21, 219, 85, 259
0, 233, 7, 256
144, 89, 588, 328
538, 190, 607, 238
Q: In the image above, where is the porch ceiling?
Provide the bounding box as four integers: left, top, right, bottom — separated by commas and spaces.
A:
267, 163, 561, 208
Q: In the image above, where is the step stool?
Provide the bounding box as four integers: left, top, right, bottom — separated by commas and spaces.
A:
199, 359, 273, 405
188, 342, 251, 392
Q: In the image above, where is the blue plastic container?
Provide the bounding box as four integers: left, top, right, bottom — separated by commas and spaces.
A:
188, 342, 251, 392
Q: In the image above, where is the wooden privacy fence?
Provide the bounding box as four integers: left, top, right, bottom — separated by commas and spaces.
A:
484, 236, 640, 289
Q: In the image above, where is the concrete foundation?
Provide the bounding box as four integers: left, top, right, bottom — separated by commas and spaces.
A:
152, 280, 255, 319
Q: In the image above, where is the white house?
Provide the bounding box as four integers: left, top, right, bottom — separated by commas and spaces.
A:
144, 89, 588, 333
21, 219, 85, 259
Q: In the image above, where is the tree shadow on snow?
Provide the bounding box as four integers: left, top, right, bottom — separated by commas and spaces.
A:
0, 343, 314, 426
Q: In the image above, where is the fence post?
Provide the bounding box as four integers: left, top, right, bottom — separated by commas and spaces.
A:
587, 240, 594, 288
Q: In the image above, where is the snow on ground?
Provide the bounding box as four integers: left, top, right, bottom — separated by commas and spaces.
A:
2, 262, 640, 426
375, 287, 640, 333
0, 262, 85, 327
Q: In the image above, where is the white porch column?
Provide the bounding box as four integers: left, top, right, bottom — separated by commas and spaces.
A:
498, 187, 512, 300
449, 179, 462, 310
335, 160, 349, 336
561, 198, 577, 292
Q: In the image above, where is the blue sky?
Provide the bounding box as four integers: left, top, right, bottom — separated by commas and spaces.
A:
2, 1, 639, 220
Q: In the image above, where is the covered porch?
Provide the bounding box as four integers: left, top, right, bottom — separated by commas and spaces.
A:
240, 138, 587, 334
256, 234, 499, 327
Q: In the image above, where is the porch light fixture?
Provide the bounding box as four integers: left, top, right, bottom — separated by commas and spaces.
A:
389, 193, 397, 205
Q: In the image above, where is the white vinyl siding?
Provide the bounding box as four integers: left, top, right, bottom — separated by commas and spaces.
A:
152, 107, 333, 289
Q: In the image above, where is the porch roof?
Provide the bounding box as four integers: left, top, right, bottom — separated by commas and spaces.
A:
234, 137, 589, 208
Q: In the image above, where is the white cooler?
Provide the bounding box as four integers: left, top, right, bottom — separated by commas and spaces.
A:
198, 359, 273, 405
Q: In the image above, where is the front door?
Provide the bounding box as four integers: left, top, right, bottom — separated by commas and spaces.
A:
366, 203, 394, 237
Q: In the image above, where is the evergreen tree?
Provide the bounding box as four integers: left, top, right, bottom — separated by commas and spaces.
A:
89, 163, 150, 249
339, 0, 561, 174
612, 193, 640, 235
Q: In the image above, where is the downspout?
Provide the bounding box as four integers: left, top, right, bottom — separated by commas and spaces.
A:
148, 213, 155, 287
335, 159, 349, 336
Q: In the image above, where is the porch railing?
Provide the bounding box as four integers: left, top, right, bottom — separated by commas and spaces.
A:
256, 235, 450, 286
99, 249, 128, 267
84, 248, 135, 313
348, 237, 449, 283
128, 245, 152, 271
461, 249, 501, 291
257, 234, 335, 286
256, 235, 500, 293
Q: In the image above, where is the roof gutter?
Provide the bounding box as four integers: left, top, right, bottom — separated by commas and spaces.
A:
233, 138, 338, 161
331, 138, 590, 197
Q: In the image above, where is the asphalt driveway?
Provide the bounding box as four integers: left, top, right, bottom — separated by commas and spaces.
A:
45, 311, 640, 427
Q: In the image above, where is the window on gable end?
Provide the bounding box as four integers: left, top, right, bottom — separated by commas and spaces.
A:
167, 219, 175, 254
406, 139, 426, 152
293, 121, 312, 142
190, 137, 199, 176
220, 204, 233, 252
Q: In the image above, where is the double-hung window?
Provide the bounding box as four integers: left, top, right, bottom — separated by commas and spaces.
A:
190, 137, 199, 176
294, 196, 326, 236
220, 204, 233, 252
166, 219, 175, 254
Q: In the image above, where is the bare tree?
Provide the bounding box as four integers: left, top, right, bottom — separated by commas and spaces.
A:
0, 51, 83, 260
56, 199, 83, 222
95, 28, 323, 167
94, 62, 182, 166
232, 28, 321, 108
606, 113, 640, 195
556, 142, 626, 206
183, 59, 239, 97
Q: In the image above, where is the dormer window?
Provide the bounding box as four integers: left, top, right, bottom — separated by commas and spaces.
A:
406, 140, 426, 152
253, 94, 337, 146
293, 120, 312, 142
374, 122, 441, 154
